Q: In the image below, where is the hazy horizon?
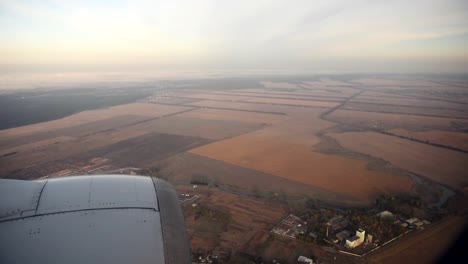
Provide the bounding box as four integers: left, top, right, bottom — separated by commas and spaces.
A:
1, 0, 468, 76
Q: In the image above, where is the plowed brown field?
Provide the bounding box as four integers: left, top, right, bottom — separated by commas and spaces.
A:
175, 108, 288, 124
190, 133, 413, 201
367, 216, 467, 264
327, 109, 467, 130
169, 92, 250, 101
389, 129, 468, 151
243, 97, 339, 107
343, 102, 468, 119
0, 103, 191, 138
261, 81, 299, 89
329, 131, 468, 189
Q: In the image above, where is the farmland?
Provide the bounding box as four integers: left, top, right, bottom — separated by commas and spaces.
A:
329, 131, 468, 189
190, 133, 413, 202
326, 109, 466, 131
1, 74, 467, 263
365, 216, 467, 264
388, 129, 468, 152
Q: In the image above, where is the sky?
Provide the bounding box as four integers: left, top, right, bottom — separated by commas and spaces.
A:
1, 0, 468, 74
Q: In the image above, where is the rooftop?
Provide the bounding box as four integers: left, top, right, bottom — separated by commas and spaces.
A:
377, 211, 394, 218
347, 235, 360, 242
336, 230, 350, 240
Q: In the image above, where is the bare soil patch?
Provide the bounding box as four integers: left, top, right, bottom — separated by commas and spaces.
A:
0, 136, 74, 157
189, 133, 413, 202
343, 102, 468, 119
131, 116, 265, 140
351, 78, 443, 87
206, 90, 348, 101
186, 100, 311, 115
168, 92, 250, 101
329, 131, 468, 189
350, 95, 467, 111
81, 132, 209, 167
0, 103, 191, 138
157, 152, 356, 204
0, 115, 150, 150
327, 109, 467, 131
243, 97, 339, 107
178, 185, 287, 255
0, 124, 150, 178
366, 216, 467, 264
175, 108, 288, 124
147, 96, 203, 104
389, 129, 468, 151
304, 78, 355, 87
261, 81, 299, 89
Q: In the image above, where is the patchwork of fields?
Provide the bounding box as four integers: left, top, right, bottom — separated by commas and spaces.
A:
1, 76, 467, 262
2, 77, 468, 197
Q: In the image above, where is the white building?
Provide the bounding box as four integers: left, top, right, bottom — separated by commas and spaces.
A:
377, 210, 394, 219
297, 255, 314, 264
345, 236, 360, 248
345, 229, 366, 249
356, 229, 365, 244
406, 218, 419, 225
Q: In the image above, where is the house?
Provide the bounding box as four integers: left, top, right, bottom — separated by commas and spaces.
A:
356, 229, 365, 244
297, 256, 314, 264
377, 210, 394, 219
345, 236, 361, 248
327, 216, 349, 232
336, 230, 350, 241
345, 229, 365, 248
406, 218, 420, 225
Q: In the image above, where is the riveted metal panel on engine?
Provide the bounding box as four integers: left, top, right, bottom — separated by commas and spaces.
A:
0, 175, 190, 264
0, 179, 46, 221
36, 175, 158, 214
0, 208, 165, 264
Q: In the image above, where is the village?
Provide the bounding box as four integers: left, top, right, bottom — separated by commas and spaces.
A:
182, 180, 445, 264
272, 210, 431, 257
269, 194, 438, 263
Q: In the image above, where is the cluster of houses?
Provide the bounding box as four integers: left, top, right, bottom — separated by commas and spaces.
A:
396, 217, 431, 229
271, 214, 307, 238
378, 210, 431, 229
272, 210, 433, 259
273, 214, 373, 250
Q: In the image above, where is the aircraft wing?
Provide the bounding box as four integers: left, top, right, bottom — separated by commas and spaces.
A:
0, 175, 191, 264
